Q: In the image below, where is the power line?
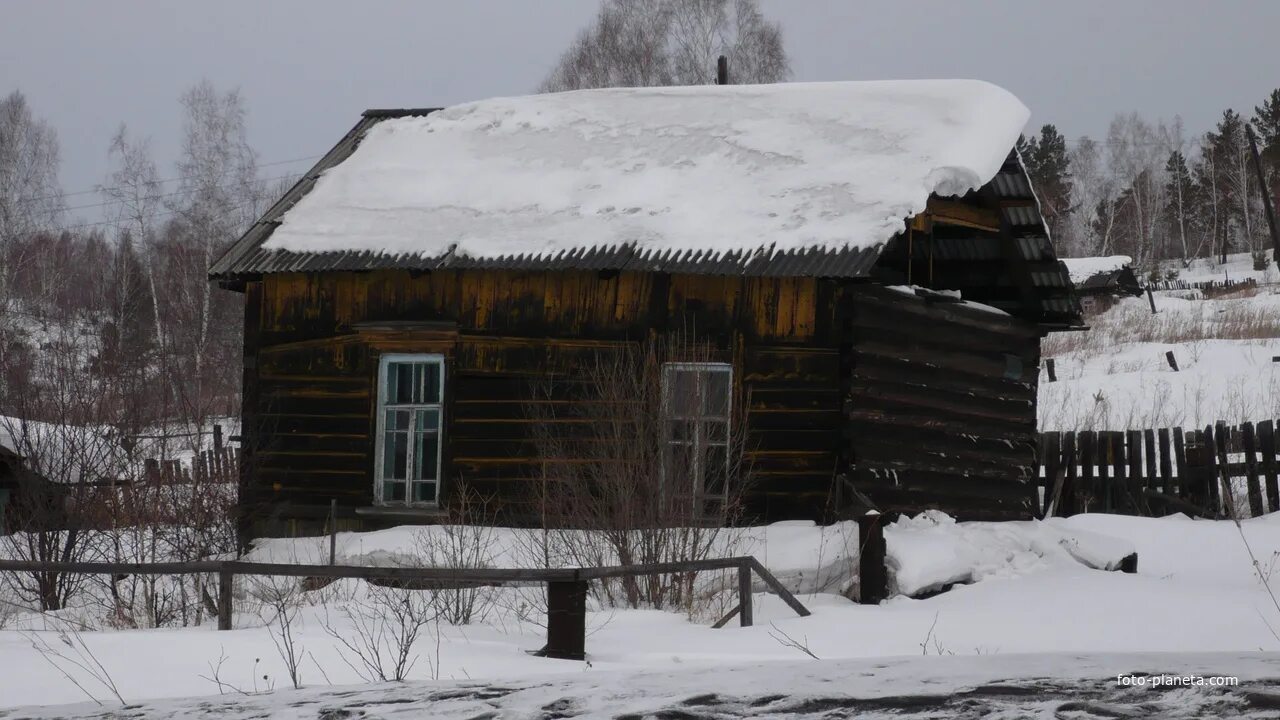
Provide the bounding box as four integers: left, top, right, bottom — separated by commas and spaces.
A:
60, 169, 306, 214
18, 153, 322, 206
58, 198, 262, 233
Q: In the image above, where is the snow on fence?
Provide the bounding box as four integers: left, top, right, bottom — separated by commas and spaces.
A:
1036, 420, 1280, 519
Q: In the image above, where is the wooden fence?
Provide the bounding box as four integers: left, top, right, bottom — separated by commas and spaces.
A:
0, 556, 810, 660
142, 446, 239, 485
1145, 277, 1260, 296
1036, 420, 1280, 519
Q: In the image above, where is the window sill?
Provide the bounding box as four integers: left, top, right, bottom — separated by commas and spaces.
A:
355, 505, 447, 519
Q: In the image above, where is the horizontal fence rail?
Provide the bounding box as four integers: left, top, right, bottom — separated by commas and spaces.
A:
0, 555, 810, 661
1037, 419, 1280, 519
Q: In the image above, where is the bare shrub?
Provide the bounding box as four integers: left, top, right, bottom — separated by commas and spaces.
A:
413, 486, 498, 625
528, 330, 750, 613
247, 575, 306, 689
323, 583, 440, 682
22, 618, 125, 707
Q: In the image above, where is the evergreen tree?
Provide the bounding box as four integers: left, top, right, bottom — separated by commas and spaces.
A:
1253, 88, 1280, 221
1162, 151, 1195, 262
1018, 125, 1072, 239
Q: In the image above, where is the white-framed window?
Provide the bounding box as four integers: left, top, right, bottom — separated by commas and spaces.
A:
374, 353, 444, 505
661, 362, 732, 514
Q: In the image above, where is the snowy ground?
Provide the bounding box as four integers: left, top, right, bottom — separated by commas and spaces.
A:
1040, 273, 1280, 430
7, 652, 1280, 719
4, 513, 1280, 715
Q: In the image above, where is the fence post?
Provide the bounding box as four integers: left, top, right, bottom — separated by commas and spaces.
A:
738, 563, 754, 627
857, 512, 888, 604
329, 499, 337, 566
218, 567, 234, 631
544, 578, 588, 660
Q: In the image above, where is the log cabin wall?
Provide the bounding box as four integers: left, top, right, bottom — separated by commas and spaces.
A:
241, 269, 849, 536
845, 284, 1042, 520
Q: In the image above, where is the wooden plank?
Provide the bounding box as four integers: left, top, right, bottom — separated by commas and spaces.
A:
1259, 420, 1280, 513
1172, 427, 1189, 499
1079, 431, 1096, 512
1127, 430, 1143, 513
1242, 422, 1264, 517
1213, 423, 1229, 514
1062, 432, 1078, 516
1041, 432, 1061, 516
1109, 432, 1126, 514
1158, 428, 1173, 496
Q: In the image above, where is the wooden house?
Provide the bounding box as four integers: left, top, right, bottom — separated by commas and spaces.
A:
1061, 256, 1142, 315
209, 81, 1083, 538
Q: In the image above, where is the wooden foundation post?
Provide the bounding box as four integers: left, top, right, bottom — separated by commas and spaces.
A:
544, 579, 588, 660
857, 512, 888, 604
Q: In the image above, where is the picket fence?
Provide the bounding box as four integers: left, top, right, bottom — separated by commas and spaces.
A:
1036, 420, 1280, 519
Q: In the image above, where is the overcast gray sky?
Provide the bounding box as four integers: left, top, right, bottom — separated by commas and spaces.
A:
3, 0, 1278, 226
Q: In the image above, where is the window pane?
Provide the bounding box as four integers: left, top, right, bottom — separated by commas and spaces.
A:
416, 408, 440, 431
705, 445, 728, 497
424, 362, 441, 403
383, 430, 407, 480
704, 420, 727, 444
412, 481, 437, 504
395, 363, 416, 403
667, 370, 698, 417
414, 431, 439, 481
382, 481, 406, 502
704, 370, 730, 416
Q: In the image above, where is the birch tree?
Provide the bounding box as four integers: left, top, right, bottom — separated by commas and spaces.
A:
0, 91, 62, 307
162, 80, 260, 447
541, 0, 789, 92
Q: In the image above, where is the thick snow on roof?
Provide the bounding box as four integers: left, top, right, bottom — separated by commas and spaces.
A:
264, 80, 1030, 260
1061, 256, 1133, 285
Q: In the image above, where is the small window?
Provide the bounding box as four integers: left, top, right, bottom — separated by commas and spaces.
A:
375, 354, 444, 506
661, 362, 732, 516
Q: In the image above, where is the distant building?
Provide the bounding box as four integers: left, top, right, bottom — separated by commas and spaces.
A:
1061, 256, 1142, 314
210, 80, 1084, 538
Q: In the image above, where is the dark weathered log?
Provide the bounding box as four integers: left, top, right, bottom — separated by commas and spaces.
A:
857, 514, 888, 605
1062, 431, 1078, 516
544, 580, 588, 660
738, 564, 754, 627
1158, 428, 1173, 496
1172, 427, 1189, 498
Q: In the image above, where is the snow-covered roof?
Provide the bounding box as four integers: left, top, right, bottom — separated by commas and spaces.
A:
259, 80, 1030, 262
1061, 256, 1134, 285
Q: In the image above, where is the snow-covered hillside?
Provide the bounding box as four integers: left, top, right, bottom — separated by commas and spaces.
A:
1041, 254, 1280, 431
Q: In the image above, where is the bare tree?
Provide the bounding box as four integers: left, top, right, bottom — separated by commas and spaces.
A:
541, 0, 788, 92
0, 91, 63, 308
160, 80, 260, 450
528, 330, 750, 611
100, 126, 167, 354
0, 323, 131, 611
